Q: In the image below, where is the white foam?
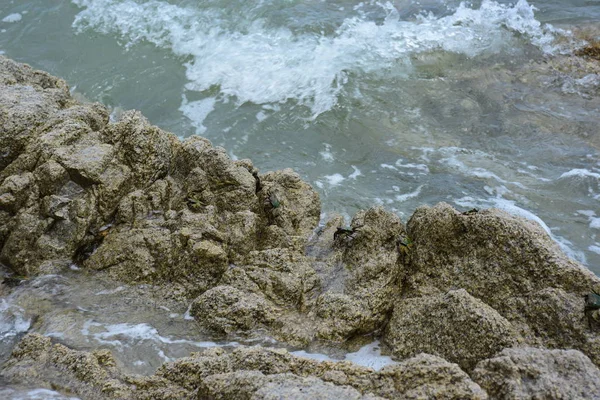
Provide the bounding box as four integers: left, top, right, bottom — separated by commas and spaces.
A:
348, 166, 362, 180
324, 173, 345, 186
320, 144, 334, 162
395, 185, 424, 202
87, 321, 236, 349
179, 96, 216, 134
95, 286, 125, 295
344, 341, 396, 370
395, 159, 429, 174
183, 303, 194, 320
0, 388, 80, 400
2, 13, 22, 23
559, 168, 600, 180
589, 245, 600, 255
255, 111, 268, 122
72, 0, 556, 118
292, 341, 396, 371
0, 299, 31, 341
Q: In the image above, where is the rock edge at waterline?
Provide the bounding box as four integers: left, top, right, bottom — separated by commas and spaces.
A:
2, 57, 600, 399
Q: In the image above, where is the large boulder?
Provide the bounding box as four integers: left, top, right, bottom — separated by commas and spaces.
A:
384, 289, 521, 370
402, 202, 600, 364
472, 347, 600, 399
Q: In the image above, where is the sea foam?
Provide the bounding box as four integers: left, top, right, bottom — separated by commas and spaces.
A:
72, 0, 556, 123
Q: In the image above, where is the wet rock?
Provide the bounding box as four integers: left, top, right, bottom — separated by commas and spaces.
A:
2, 333, 131, 400
0, 57, 70, 171
384, 289, 520, 371
472, 347, 600, 399
406, 203, 600, 304
4, 335, 489, 399
403, 203, 600, 363
258, 169, 321, 242
310, 207, 405, 341
199, 371, 378, 400
377, 354, 488, 400
0, 57, 321, 301
190, 285, 281, 333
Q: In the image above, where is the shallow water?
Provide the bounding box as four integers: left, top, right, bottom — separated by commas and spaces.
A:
1, 0, 600, 394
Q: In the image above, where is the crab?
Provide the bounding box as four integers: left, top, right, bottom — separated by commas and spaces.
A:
263, 189, 283, 221
584, 291, 600, 329
333, 226, 362, 247
186, 192, 207, 211
462, 208, 479, 216
397, 235, 413, 257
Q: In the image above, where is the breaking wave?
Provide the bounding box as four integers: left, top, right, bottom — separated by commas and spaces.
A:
72, 0, 556, 118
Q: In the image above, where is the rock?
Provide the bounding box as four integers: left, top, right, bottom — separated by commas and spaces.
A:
4, 335, 488, 399
403, 202, 600, 364
378, 354, 488, 400
384, 289, 520, 370
310, 207, 405, 341
2, 333, 131, 399
0, 56, 321, 303
406, 203, 600, 306
155, 344, 487, 399
0, 57, 70, 171
472, 347, 600, 399
190, 285, 281, 333
199, 371, 378, 400
258, 169, 321, 242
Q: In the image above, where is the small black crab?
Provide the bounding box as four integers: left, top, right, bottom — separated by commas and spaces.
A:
462, 208, 479, 216
263, 189, 282, 222
333, 226, 361, 246
584, 291, 600, 329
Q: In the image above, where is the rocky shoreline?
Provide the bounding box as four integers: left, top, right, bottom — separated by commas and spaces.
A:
1, 56, 600, 399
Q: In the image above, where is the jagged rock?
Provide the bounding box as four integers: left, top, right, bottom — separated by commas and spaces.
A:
377, 354, 488, 400
190, 285, 281, 333
384, 289, 520, 370
4, 336, 488, 399
309, 207, 405, 341
0, 56, 321, 301
403, 202, 600, 364
2, 333, 131, 399
406, 203, 600, 305
0, 57, 70, 171
472, 347, 600, 399
199, 371, 380, 400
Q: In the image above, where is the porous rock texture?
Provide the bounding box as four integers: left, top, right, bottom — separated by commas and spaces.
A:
472, 347, 600, 399
3, 57, 600, 399
2, 333, 487, 400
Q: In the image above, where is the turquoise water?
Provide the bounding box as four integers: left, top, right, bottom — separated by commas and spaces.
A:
1, 0, 600, 271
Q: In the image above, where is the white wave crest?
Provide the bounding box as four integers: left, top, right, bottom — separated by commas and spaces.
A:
72, 0, 556, 118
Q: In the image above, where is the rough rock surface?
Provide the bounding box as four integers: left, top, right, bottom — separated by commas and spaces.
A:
385, 289, 521, 370
472, 347, 600, 399
386, 202, 600, 368
2, 334, 487, 400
